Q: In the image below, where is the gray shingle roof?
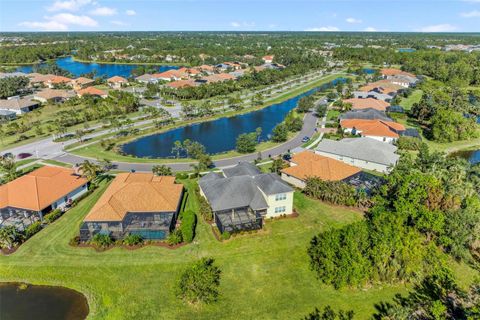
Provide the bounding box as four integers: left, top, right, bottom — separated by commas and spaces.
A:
316, 138, 399, 166
223, 161, 261, 178
199, 162, 293, 212
353, 91, 393, 101
340, 108, 392, 122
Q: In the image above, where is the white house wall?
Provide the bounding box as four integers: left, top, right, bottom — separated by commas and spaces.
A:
315, 150, 390, 173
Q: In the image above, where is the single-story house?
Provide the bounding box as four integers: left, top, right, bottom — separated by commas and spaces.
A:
80, 173, 183, 241
72, 77, 94, 90
135, 74, 159, 84
381, 68, 416, 79
339, 108, 393, 122
0, 98, 40, 115
199, 162, 293, 233
45, 75, 73, 88
343, 98, 390, 112
153, 69, 186, 81
0, 166, 88, 231
353, 90, 393, 102
166, 79, 199, 89
388, 75, 418, 88
340, 119, 406, 143
359, 80, 404, 95
281, 151, 361, 189
76, 87, 108, 98
315, 137, 400, 173
33, 88, 76, 103
107, 76, 128, 89
262, 55, 274, 63
0, 109, 16, 121
200, 73, 235, 84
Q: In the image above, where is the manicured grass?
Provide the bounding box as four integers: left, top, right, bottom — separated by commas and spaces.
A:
326, 109, 340, 121
40, 159, 73, 167
399, 89, 423, 111
0, 178, 412, 319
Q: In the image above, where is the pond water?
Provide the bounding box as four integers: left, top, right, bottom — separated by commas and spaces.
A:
398, 48, 416, 53
451, 149, 480, 165
362, 68, 376, 74
121, 78, 345, 158
0, 283, 89, 320
17, 56, 178, 78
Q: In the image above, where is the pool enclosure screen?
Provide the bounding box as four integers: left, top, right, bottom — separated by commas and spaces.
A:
214, 207, 264, 233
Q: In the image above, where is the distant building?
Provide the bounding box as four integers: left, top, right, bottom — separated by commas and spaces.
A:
0, 97, 40, 115
262, 55, 274, 63
34, 88, 76, 103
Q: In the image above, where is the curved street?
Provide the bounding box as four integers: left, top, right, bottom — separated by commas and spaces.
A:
52, 111, 319, 172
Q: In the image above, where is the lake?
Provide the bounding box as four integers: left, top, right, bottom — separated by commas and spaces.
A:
121, 77, 345, 158
0, 283, 89, 320
18, 56, 179, 78
451, 149, 480, 165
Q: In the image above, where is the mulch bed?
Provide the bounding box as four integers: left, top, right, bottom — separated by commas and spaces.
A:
1, 247, 19, 255
71, 240, 188, 252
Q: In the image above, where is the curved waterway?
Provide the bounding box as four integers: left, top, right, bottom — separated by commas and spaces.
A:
18, 56, 178, 78
121, 77, 345, 158
0, 283, 89, 320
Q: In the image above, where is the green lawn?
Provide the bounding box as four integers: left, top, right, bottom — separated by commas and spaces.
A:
0, 178, 411, 319
399, 89, 423, 111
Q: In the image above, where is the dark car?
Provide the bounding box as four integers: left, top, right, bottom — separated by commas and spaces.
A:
282, 153, 292, 161
301, 136, 310, 143
17, 152, 33, 159
2, 152, 13, 159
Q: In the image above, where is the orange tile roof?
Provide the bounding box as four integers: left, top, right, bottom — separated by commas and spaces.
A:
281, 151, 360, 181
198, 65, 214, 71
359, 80, 404, 94
107, 76, 127, 83
343, 98, 390, 111
48, 75, 72, 84
202, 73, 235, 83
74, 77, 94, 85
263, 55, 274, 60
83, 173, 183, 222
153, 69, 187, 80
340, 119, 405, 138
77, 87, 107, 97
381, 68, 416, 78
0, 166, 88, 212
167, 79, 197, 89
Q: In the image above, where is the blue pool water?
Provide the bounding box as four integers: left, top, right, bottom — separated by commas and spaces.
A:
18, 56, 179, 78
121, 78, 346, 158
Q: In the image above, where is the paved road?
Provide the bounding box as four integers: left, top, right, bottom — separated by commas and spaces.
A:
53, 112, 319, 172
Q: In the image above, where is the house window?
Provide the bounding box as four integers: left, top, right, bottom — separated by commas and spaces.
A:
275, 193, 287, 201
275, 206, 286, 213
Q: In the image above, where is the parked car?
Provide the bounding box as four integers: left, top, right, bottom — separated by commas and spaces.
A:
301, 136, 310, 143
1, 152, 13, 159
282, 153, 292, 161
17, 153, 32, 159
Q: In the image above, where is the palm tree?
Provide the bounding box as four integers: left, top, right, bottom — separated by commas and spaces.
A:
0, 156, 17, 183
79, 160, 101, 181
0, 226, 22, 250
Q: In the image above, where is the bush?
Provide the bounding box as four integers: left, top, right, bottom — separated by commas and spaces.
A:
396, 136, 423, 151
90, 233, 113, 248
123, 234, 143, 246
180, 210, 197, 243
167, 229, 183, 245
176, 257, 221, 304
221, 231, 231, 240
25, 221, 42, 238
43, 209, 63, 224
69, 236, 80, 246
197, 191, 214, 221
175, 172, 189, 180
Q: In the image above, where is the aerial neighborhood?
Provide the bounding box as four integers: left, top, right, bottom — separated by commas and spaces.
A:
0, 30, 479, 320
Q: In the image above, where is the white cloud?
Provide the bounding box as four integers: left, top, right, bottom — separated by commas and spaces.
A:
364, 27, 377, 32
125, 10, 136, 16
346, 17, 362, 24
19, 20, 68, 31
111, 20, 129, 26
47, 0, 92, 12
90, 6, 117, 16
20, 13, 98, 31
305, 26, 340, 32
230, 21, 255, 28
461, 10, 480, 18
417, 24, 457, 32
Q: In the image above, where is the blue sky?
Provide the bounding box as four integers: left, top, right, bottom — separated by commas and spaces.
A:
0, 0, 479, 32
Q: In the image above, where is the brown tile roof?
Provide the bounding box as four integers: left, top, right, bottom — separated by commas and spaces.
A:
359, 80, 404, 93
73, 77, 94, 85
281, 151, 360, 181
107, 76, 128, 83
77, 87, 107, 97
153, 69, 187, 80
340, 119, 405, 138
48, 75, 72, 84
34, 88, 76, 100
343, 98, 390, 111
381, 68, 416, 78
198, 65, 214, 71
0, 166, 88, 212
83, 173, 183, 222
166, 79, 197, 89
201, 73, 235, 83
263, 55, 274, 60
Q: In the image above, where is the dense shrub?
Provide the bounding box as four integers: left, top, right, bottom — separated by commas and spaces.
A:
221, 231, 231, 241
304, 177, 365, 207
123, 234, 143, 246
197, 188, 214, 221
25, 221, 42, 238
167, 229, 183, 245
176, 257, 221, 304
180, 210, 197, 243
303, 306, 354, 320
90, 233, 113, 248
0, 225, 23, 250
396, 136, 423, 151
43, 209, 63, 224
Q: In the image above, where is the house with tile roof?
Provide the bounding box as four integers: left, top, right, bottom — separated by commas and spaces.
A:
380, 68, 416, 79
33, 88, 76, 103
166, 79, 198, 89
0, 166, 88, 231
107, 76, 128, 89
340, 119, 406, 143
316, 137, 399, 173
0, 98, 40, 115
72, 77, 94, 90
262, 55, 274, 63
281, 151, 361, 189
80, 173, 184, 241
339, 108, 393, 122
76, 87, 108, 98
153, 69, 187, 81
199, 162, 293, 233
343, 98, 390, 111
